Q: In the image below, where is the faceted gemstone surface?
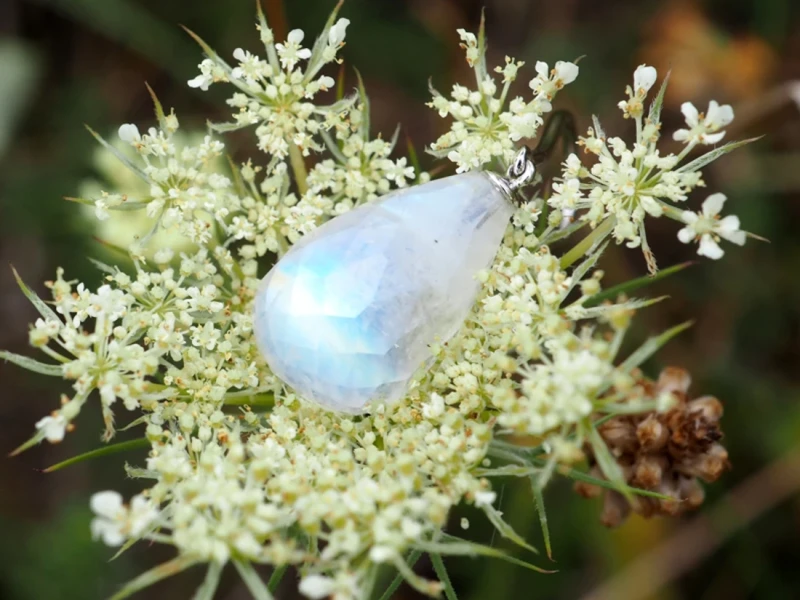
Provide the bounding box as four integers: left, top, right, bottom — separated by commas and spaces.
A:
253, 171, 514, 412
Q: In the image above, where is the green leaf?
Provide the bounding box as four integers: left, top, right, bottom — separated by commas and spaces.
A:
530, 477, 553, 560
353, 68, 370, 140
109, 537, 140, 562
9, 431, 46, 457
268, 564, 288, 593
107, 201, 155, 212
574, 295, 668, 319
144, 82, 168, 131
192, 561, 224, 600
375, 550, 423, 600
12, 266, 59, 322
591, 114, 606, 140
406, 134, 422, 183
124, 463, 158, 479
550, 461, 670, 500
473, 464, 537, 478
541, 218, 588, 244
63, 195, 94, 206
584, 261, 693, 307
481, 503, 538, 555
208, 120, 252, 134
181, 25, 229, 69
85, 125, 150, 182
0, 350, 63, 376
565, 241, 607, 298
92, 236, 133, 265
87, 258, 119, 275
305, 0, 344, 78
419, 535, 556, 574
678, 136, 762, 173
647, 70, 671, 125
587, 424, 633, 504
474, 9, 488, 83
255, 2, 280, 72
618, 320, 693, 374
430, 554, 458, 600
488, 439, 547, 461
43, 438, 149, 473
233, 560, 274, 600
109, 557, 197, 600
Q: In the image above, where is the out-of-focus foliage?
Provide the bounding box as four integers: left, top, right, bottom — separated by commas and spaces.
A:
1, 0, 799, 599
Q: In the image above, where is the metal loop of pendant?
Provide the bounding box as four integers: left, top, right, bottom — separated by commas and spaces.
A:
488, 146, 536, 205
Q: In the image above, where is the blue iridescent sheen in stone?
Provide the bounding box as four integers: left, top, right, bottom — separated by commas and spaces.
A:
253, 171, 514, 412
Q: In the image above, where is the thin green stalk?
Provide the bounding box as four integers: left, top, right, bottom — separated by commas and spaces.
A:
430, 554, 458, 600
223, 392, 275, 408
288, 145, 309, 195
559, 217, 615, 269
43, 437, 149, 472
268, 564, 288, 593
374, 550, 423, 600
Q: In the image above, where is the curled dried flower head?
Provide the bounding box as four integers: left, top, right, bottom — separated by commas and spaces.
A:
576, 367, 730, 526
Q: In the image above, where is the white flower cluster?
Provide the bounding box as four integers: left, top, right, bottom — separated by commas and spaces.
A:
79, 131, 227, 257
7, 9, 756, 600
428, 29, 578, 172
91, 115, 240, 258
548, 64, 747, 269
189, 10, 353, 159
93, 395, 491, 597
286, 101, 420, 237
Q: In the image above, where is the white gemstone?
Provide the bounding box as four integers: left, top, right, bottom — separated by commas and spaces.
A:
253, 171, 514, 412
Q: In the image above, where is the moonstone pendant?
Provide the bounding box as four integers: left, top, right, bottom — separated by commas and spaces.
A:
253, 151, 535, 412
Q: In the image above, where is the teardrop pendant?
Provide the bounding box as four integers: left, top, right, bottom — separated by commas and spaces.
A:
253, 153, 534, 412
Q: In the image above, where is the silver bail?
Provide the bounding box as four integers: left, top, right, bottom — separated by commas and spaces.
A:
488, 147, 536, 204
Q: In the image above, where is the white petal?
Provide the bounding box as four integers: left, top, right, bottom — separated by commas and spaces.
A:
680, 102, 699, 127
555, 61, 579, 84
474, 490, 497, 507
680, 210, 699, 224
232, 48, 246, 62
328, 18, 350, 45
101, 526, 125, 547
672, 129, 690, 142
298, 575, 335, 599
118, 124, 140, 143
698, 234, 724, 259
90, 520, 122, 546
535, 61, 549, 77
35, 415, 66, 442
677, 226, 695, 244
187, 75, 210, 91
702, 131, 726, 145
724, 229, 746, 246
633, 65, 657, 93
706, 100, 734, 128
90, 491, 124, 518
287, 29, 305, 44
717, 214, 741, 234
702, 193, 726, 217
640, 195, 664, 217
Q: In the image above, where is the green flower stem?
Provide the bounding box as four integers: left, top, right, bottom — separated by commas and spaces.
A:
431, 553, 458, 600
223, 392, 275, 408
289, 144, 309, 195
267, 564, 287, 593
559, 217, 615, 270
42, 437, 149, 472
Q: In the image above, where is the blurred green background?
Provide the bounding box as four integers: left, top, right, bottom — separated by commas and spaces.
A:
1, 0, 800, 598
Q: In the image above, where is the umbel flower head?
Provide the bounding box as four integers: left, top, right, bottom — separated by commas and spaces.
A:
3, 5, 759, 600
